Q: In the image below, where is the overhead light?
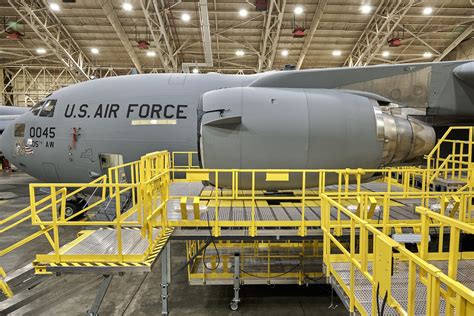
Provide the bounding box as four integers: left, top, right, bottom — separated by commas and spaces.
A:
382, 51, 390, 57
422, 7, 433, 15
239, 9, 248, 17
192, 68, 199, 74
332, 50, 342, 56
90, 75, 96, 79
181, 13, 191, 22
294, 6, 304, 15
36, 48, 46, 54
49, 3, 60, 11
235, 50, 245, 56
423, 51, 432, 58
360, 4, 372, 14
122, 2, 133, 11
281, 50, 289, 57
90, 47, 99, 54
146, 51, 156, 57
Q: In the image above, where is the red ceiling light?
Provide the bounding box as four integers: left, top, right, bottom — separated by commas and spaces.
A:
388, 38, 402, 47
255, 0, 268, 11
6, 31, 23, 40
137, 40, 150, 50
292, 27, 305, 38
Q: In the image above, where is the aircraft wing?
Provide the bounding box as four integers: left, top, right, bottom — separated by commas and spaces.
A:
248, 60, 474, 119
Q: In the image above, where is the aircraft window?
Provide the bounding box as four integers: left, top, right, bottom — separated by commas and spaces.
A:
14, 124, 25, 137
39, 99, 57, 117
30, 101, 44, 115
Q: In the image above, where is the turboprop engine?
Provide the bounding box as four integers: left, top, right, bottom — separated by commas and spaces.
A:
198, 87, 435, 189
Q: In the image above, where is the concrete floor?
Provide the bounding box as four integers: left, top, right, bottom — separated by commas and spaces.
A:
0, 171, 346, 315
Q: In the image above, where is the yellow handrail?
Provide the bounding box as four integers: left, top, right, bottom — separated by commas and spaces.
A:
321, 194, 474, 315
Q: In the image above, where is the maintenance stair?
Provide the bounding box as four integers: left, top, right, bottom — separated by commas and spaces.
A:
34, 227, 174, 274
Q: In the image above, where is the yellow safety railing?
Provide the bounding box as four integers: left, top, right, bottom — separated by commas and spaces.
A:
171, 151, 199, 180
166, 165, 473, 237
426, 126, 474, 188
186, 240, 324, 285
171, 151, 198, 169
0, 150, 169, 287
27, 151, 170, 265
320, 194, 474, 315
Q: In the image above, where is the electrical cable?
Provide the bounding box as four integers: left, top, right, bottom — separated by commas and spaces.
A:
120, 272, 149, 315
202, 210, 221, 271
172, 239, 212, 277
376, 283, 380, 316
381, 290, 388, 316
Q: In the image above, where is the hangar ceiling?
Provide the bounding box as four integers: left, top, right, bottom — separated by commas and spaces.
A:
0, 0, 472, 105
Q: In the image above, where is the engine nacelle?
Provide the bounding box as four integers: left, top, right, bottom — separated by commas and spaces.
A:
198, 87, 435, 189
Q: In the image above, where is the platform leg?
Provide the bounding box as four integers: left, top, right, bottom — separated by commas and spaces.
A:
87, 275, 113, 316
229, 253, 241, 311
161, 243, 171, 315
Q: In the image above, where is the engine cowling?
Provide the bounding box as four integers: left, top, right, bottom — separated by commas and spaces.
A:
198, 87, 435, 189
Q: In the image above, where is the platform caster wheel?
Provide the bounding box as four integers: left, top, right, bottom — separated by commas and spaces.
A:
229, 301, 239, 311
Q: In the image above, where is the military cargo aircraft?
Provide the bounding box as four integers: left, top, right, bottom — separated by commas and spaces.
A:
0, 60, 473, 211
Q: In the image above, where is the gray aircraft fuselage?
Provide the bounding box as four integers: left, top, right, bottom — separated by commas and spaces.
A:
1, 60, 473, 184
1, 73, 266, 182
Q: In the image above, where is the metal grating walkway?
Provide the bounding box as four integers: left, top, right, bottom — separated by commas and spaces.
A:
331, 261, 449, 315
64, 228, 160, 256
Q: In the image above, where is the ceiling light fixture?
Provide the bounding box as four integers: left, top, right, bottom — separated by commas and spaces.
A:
422, 7, 433, 15
50, 3, 60, 11
192, 68, 199, 74
294, 6, 304, 15
423, 51, 432, 58
181, 13, 191, 22
332, 50, 342, 56
281, 50, 289, 57
122, 2, 133, 11
146, 51, 156, 57
36, 48, 46, 54
90, 47, 99, 54
239, 9, 248, 17
235, 50, 245, 56
382, 51, 390, 57
360, 4, 372, 14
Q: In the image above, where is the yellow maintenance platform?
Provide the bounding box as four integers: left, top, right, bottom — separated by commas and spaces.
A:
1, 126, 474, 315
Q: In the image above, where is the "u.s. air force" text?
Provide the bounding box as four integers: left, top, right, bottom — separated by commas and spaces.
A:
64, 103, 188, 119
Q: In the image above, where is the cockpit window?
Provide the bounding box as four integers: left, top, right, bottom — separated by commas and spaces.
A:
14, 124, 25, 137
30, 101, 44, 115
39, 99, 57, 117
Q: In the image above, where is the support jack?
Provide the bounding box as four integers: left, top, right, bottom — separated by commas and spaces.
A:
229, 253, 241, 311
87, 274, 113, 316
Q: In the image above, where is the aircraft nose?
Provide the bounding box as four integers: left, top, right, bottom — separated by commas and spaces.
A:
0, 123, 14, 161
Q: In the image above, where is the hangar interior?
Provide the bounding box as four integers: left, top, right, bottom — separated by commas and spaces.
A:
1, 0, 474, 315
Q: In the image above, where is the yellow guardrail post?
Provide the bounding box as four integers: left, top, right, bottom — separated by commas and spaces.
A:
299, 172, 306, 237
213, 170, 220, 237
180, 197, 188, 220
193, 197, 200, 220
50, 186, 60, 263
115, 182, 123, 263
0, 266, 13, 298
349, 217, 355, 313
250, 171, 256, 237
